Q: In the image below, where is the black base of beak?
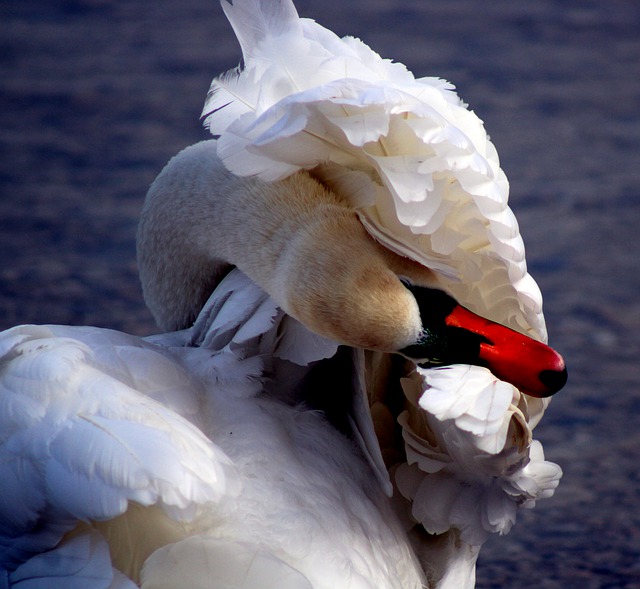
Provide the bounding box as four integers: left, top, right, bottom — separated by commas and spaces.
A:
400, 284, 567, 398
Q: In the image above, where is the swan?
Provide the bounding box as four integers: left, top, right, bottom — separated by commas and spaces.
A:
0, 1, 567, 588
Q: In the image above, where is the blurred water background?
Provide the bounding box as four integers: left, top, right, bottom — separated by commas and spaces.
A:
1, 1, 639, 587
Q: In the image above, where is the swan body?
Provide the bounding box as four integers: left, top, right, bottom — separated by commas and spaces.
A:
0, 264, 561, 589
0, 0, 566, 587
1, 270, 425, 588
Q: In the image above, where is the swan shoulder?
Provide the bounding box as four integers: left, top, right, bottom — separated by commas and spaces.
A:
188, 269, 392, 493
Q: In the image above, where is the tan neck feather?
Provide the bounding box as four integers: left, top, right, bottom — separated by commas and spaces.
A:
137, 140, 435, 350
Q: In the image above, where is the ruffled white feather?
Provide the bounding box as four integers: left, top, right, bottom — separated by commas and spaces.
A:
203, 0, 547, 352
396, 365, 561, 549
203, 0, 553, 432
200, 2, 562, 585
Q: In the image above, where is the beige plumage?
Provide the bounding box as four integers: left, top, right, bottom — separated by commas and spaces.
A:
138, 140, 437, 350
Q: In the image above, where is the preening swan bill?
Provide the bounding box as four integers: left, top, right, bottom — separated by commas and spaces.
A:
0, 0, 566, 588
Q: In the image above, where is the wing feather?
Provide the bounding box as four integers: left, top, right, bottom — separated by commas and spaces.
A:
203, 0, 548, 351
7, 530, 137, 589
0, 325, 237, 567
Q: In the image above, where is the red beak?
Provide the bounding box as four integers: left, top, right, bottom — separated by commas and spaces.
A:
446, 304, 567, 398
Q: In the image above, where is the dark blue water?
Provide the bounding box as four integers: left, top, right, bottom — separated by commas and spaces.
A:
1, 1, 639, 586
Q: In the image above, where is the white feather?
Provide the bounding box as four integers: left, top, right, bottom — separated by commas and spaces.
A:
0, 324, 238, 569
395, 364, 562, 558
204, 0, 548, 359
6, 530, 137, 589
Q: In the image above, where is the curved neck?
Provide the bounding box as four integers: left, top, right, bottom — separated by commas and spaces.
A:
137, 140, 431, 353
137, 141, 232, 331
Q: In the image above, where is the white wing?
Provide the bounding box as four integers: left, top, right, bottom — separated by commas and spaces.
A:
0, 267, 350, 587
203, 0, 545, 338
203, 0, 551, 425
0, 323, 237, 578
200, 7, 563, 582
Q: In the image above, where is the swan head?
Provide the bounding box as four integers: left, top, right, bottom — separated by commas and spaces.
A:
138, 141, 566, 398
400, 284, 567, 398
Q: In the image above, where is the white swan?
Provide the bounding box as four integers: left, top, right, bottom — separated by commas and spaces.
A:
0, 1, 567, 588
